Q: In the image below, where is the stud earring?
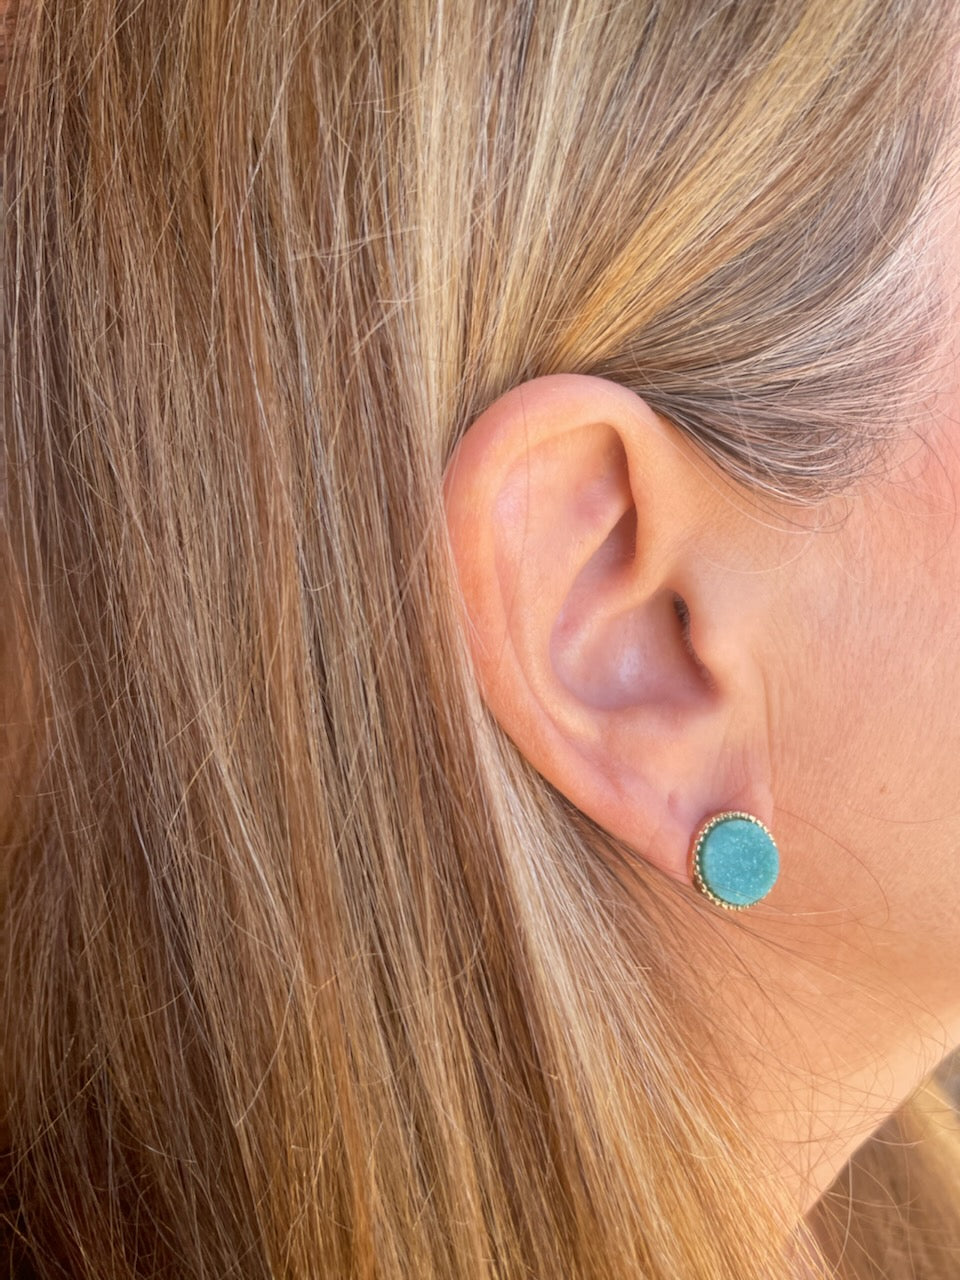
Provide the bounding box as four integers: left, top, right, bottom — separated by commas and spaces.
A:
690, 810, 779, 911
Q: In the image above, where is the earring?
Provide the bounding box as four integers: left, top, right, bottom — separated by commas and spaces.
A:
690, 810, 779, 911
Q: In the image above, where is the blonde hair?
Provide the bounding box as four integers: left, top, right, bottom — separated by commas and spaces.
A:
2, 1, 960, 1276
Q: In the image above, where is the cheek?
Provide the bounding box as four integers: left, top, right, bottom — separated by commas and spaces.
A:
773, 418, 960, 949
843, 410, 960, 796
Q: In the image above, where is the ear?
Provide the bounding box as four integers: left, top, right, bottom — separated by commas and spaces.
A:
442, 373, 778, 891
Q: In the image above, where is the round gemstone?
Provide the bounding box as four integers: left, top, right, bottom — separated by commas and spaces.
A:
696, 814, 779, 909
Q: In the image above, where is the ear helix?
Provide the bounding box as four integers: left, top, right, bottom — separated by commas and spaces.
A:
689, 811, 780, 911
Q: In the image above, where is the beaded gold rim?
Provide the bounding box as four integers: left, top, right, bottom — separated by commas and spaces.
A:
689, 810, 778, 912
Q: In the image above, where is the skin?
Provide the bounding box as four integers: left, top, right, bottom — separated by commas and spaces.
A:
442, 189, 960, 1224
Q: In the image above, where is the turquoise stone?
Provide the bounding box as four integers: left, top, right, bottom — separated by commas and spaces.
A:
695, 814, 779, 909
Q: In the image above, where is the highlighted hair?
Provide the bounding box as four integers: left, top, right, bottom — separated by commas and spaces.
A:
2, 2, 959, 1276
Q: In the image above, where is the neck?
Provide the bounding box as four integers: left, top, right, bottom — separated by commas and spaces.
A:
701, 907, 960, 1221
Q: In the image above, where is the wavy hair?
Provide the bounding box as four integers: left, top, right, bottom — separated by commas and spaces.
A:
3, 2, 960, 1276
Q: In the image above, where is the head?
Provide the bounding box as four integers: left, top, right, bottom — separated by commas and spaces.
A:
3, 1, 960, 1277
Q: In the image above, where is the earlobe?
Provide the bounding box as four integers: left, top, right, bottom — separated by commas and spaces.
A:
443, 373, 778, 899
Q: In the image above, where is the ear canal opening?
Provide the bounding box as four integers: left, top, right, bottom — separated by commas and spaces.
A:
672, 592, 716, 692
673, 593, 693, 652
